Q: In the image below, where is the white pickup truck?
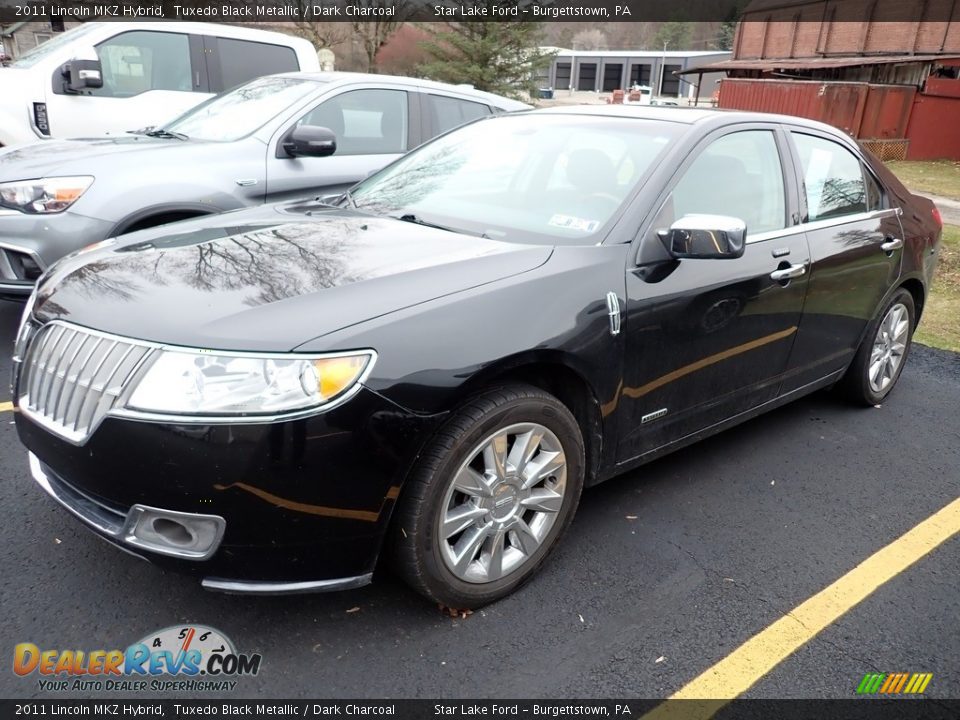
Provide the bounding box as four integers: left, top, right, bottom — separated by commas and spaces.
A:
0, 21, 319, 147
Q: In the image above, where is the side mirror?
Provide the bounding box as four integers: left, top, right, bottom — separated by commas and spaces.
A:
282, 125, 337, 158
658, 214, 746, 259
61, 54, 103, 93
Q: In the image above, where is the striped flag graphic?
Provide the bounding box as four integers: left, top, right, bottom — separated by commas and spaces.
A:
857, 673, 932, 694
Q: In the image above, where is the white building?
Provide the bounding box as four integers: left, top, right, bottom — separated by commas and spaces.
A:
541, 49, 732, 99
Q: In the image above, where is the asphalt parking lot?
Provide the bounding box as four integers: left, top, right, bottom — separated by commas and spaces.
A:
0, 297, 957, 701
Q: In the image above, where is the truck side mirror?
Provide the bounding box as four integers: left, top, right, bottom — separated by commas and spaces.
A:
61, 56, 103, 94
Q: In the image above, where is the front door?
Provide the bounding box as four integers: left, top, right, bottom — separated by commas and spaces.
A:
265, 87, 412, 203
618, 126, 810, 462
46, 29, 206, 138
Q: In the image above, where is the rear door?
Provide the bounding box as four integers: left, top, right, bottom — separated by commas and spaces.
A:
618, 125, 811, 462
778, 128, 904, 394
264, 86, 414, 203
202, 36, 301, 93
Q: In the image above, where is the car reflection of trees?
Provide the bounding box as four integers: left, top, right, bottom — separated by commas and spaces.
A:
56, 221, 352, 306
812, 178, 867, 223
664, 284, 754, 336
639, 261, 758, 338
355, 145, 467, 217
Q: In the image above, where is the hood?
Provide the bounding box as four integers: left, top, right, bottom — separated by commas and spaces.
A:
34, 204, 553, 351
0, 135, 209, 179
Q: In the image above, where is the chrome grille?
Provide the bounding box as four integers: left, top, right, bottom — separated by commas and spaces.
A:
19, 323, 154, 444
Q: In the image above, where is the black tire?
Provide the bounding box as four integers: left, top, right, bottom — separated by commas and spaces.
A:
390, 384, 585, 608
840, 287, 916, 406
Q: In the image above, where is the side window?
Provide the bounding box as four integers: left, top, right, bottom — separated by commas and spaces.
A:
659, 130, 786, 235
792, 133, 867, 221
864, 166, 884, 211
215, 39, 299, 91
93, 31, 192, 97
299, 89, 408, 156
426, 94, 490, 135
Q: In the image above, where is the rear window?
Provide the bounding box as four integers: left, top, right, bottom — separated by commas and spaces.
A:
215, 38, 299, 91
426, 94, 491, 135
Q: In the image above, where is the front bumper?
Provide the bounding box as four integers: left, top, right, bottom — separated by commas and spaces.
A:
16, 387, 446, 593
0, 209, 114, 296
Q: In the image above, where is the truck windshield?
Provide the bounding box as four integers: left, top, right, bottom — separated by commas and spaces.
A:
162, 76, 321, 142
10, 24, 101, 68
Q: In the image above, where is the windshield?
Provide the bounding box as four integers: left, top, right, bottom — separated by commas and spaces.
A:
10, 24, 100, 68
163, 76, 321, 142
350, 114, 681, 244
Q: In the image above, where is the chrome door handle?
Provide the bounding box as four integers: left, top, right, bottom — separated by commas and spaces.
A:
770, 264, 806, 282
881, 237, 903, 252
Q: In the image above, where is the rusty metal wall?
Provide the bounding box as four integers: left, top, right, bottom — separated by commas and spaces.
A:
717, 79, 868, 135
859, 85, 916, 139
717, 79, 914, 139
717, 77, 960, 159
905, 93, 960, 159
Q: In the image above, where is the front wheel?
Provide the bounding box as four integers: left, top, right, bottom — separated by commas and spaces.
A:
841, 288, 916, 405
391, 385, 584, 608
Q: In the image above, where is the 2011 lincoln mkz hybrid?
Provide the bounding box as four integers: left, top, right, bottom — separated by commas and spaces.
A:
12, 107, 942, 607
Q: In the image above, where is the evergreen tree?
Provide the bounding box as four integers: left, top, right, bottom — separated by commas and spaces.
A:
418, 12, 555, 99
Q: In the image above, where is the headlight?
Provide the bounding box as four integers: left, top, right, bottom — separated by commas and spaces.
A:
123, 349, 375, 419
0, 176, 93, 214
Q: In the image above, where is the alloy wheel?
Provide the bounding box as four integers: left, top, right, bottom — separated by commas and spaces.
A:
868, 302, 910, 394
438, 422, 567, 584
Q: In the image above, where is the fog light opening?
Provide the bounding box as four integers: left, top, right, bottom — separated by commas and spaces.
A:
123, 505, 225, 560
151, 517, 195, 546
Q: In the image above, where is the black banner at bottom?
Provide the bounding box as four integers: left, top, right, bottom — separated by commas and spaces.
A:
1, 700, 958, 720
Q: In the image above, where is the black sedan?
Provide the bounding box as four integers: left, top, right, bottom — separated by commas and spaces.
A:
12, 107, 943, 607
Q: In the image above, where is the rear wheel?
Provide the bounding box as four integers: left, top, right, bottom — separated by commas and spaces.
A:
391, 385, 584, 608
841, 288, 915, 405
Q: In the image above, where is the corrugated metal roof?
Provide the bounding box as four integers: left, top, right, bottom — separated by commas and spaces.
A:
678, 54, 960, 74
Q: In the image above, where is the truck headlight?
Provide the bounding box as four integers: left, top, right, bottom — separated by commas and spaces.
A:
123, 349, 375, 419
0, 176, 93, 214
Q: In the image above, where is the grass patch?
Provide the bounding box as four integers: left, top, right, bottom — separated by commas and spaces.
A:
915, 225, 960, 352
887, 160, 960, 201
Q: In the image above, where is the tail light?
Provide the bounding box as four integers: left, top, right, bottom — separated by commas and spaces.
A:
932, 206, 943, 229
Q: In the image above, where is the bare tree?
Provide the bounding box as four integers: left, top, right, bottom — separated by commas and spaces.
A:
291, 0, 350, 50
350, 1, 413, 73
571, 29, 608, 51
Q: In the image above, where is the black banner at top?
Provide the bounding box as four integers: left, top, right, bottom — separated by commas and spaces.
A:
0, 0, 957, 23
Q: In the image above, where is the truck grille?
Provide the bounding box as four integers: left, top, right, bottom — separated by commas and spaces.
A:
18, 323, 155, 444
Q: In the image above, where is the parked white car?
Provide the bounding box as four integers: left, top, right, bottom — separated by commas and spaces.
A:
0, 22, 319, 147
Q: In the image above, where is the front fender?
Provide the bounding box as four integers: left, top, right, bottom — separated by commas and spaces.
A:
0, 112, 37, 148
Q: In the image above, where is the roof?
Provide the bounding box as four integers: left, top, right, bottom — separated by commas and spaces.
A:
678, 54, 960, 74
527, 104, 856, 139
531, 104, 729, 124
274, 72, 531, 110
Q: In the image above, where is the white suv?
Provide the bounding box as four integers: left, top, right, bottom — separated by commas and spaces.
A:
0, 22, 319, 147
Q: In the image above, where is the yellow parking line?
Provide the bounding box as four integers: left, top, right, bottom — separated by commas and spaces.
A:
644, 496, 960, 719
0, 401, 13, 413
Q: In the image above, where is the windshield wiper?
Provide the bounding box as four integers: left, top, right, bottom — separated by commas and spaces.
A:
396, 214, 489, 239
144, 129, 189, 141
337, 190, 358, 209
